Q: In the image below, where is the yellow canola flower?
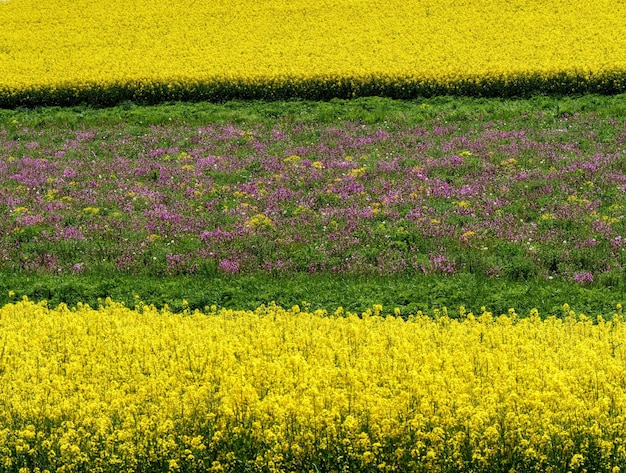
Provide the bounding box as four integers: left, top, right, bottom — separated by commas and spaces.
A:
1, 0, 626, 94
0, 299, 626, 471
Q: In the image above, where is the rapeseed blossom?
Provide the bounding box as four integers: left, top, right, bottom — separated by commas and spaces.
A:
1, 298, 626, 472
1, 0, 626, 102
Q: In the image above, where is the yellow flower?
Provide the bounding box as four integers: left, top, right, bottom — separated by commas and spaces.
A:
569, 453, 584, 469
462, 230, 476, 239
283, 155, 301, 166
244, 213, 274, 229
349, 167, 367, 178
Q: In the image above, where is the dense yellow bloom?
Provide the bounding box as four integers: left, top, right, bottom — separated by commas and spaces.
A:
1, 299, 626, 471
1, 0, 626, 97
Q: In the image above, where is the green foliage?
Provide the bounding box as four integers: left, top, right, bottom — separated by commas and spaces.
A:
3, 92, 626, 129
2, 72, 626, 109
1, 272, 623, 320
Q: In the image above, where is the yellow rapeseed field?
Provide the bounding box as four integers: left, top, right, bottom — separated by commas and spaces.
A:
1, 0, 626, 101
1, 298, 626, 472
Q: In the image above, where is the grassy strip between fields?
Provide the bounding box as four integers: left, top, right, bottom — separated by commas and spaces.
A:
1, 272, 624, 320
3, 93, 626, 127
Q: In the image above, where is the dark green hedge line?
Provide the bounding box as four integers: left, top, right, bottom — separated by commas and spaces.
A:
2, 70, 626, 108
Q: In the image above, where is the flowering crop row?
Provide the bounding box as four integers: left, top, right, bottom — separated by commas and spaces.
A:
0, 298, 625, 472
1, 110, 625, 285
1, 0, 626, 105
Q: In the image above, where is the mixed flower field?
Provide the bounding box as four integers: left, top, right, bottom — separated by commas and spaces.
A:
2, 0, 626, 105
2, 0, 626, 470
2, 104, 625, 284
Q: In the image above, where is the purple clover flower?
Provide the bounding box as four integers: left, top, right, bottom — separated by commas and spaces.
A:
573, 271, 593, 285
218, 259, 240, 274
